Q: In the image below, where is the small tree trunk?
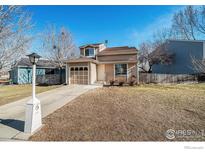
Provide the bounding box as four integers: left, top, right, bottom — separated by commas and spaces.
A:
148, 66, 152, 73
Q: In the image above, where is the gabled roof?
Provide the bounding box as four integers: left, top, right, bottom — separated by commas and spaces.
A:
97, 46, 137, 56
66, 45, 138, 64
13, 58, 59, 68
66, 56, 98, 64
79, 43, 104, 48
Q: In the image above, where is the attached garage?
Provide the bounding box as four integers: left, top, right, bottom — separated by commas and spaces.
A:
66, 57, 98, 85
69, 66, 89, 85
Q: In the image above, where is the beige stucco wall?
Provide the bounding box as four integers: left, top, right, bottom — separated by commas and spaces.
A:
103, 63, 137, 82
104, 64, 114, 81
97, 64, 105, 81
90, 62, 97, 84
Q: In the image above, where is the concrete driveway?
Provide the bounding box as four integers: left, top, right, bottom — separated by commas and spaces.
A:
0, 85, 101, 141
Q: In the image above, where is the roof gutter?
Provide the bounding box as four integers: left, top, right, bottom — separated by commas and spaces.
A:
97, 52, 137, 56
98, 61, 137, 64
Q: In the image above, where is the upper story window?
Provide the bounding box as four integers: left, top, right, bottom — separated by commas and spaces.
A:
85, 48, 95, 57
115, 64, 127, 76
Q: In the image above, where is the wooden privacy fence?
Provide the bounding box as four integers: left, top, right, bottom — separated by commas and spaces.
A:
139, 73, 197, 84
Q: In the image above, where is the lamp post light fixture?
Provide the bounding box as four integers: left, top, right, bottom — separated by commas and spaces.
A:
24, 53, 42, 134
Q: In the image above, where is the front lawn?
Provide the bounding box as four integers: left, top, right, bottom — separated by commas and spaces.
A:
0, 85, 61, 106
30, 84, 205, 141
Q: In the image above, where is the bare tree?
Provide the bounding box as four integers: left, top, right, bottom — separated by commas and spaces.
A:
139, 28, 175, 73
139, 41, 175, 73
138, 41, 153, 73
42, 25, 78, 67
42, 25, 79, 83
152, 28, 175, 47
194, 6, 205, 36
0, 6, 32, 72
172, 6, 198, 40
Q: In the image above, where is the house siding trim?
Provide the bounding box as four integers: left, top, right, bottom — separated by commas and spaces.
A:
98, 61, 136, 64
97, 64, 106, 81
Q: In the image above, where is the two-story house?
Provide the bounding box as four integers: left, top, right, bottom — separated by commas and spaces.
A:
152, 40, 205, 74
65, 43, 138, 85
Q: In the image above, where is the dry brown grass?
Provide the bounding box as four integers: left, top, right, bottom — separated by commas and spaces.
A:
30, 84, 205, 141
0, 85, 61, 106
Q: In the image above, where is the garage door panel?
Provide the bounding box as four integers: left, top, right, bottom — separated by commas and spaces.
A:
79, 71, 83, 75
70, 66, 88, 85
84, 71, 88, 75
79, 80, 84, 84
79, 76, 83, 80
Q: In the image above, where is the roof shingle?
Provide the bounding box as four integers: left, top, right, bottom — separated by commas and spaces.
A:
67, 56, 98, 63
14, 58, 58, 68
97, 46, 137, 56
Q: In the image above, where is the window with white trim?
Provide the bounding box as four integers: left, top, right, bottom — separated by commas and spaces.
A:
85, 48, 95, 57
115, 64, 127, 76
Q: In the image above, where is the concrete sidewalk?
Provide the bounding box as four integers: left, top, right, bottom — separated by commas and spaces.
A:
0, 85, 101, 141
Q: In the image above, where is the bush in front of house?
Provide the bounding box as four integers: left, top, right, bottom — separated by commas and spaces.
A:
119, 81, 124, 86
129, 80, 135, 86
109, 80, 115, 86
119, 81, 125, 86
108, 75, 139, 86
129, 75, 136, 86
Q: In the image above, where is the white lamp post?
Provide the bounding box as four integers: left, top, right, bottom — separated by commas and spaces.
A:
24, 53, 42, 134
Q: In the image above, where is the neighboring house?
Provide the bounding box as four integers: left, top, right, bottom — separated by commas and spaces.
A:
10, 58, 65, 84
152, 40, 205, 74
65, 43, 138, 85
0, 71, 9, 80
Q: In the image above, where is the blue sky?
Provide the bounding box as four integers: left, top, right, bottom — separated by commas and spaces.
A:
25, 5, 184, 49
